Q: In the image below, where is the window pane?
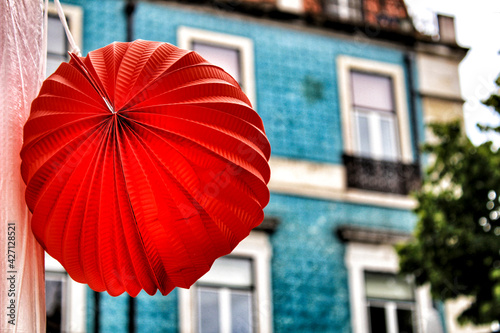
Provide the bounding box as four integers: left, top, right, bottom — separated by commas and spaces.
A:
47, 16, 67, 55
192, 42, 241, 84
354, 112, 372, 157
380, 116, 399, 160
199, 257, 253, 288
46, 16, 68, 77
365, 272, 414, 301
368, 306, 387, 333
351, 71, 394, 111
231, 291, 253, 333
46, 280, 63, 333
198, 288, 220, 333
397, 308, 415, 333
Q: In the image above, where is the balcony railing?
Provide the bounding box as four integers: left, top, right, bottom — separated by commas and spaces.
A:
343, 154, 421, 195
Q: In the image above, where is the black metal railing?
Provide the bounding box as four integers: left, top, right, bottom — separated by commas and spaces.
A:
343, 154, 421, 195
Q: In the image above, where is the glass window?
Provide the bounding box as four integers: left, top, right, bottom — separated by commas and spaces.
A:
351, 71, 401, 161
198, 288, 220, 333
45, 273, 67, 333
231, 290, 253, 332
47, 15, 69, 77
365, 272, 416, 333
192, 42, 242, 87
196, 257, 254, 333
177, 27, 256, 106
368, 305, 387, 333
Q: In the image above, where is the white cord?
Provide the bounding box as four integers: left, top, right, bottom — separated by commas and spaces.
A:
53, 0, 81, 56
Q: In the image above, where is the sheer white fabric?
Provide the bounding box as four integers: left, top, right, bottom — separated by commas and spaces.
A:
0, 0, 46, 331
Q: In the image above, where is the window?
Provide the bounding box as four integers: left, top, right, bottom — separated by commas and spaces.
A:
344, 239, 439, 333
324, 0, 363, 21
192, 42, 242, 85
177, 27, 256, 106
337, 56, 419, 194
46, 273, 67, 333
179, 231, 273, 333
45, 253, 87, 332
47, 15, 69, 77
365, 272, 416, 333
351, 71, 400, 161
197, 257, 254, 333
46, 2, 83, 77
337, 56, 412, 163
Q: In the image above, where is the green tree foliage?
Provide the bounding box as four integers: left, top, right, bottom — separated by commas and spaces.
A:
480, 75, 500, 133
397, 121, 500, 325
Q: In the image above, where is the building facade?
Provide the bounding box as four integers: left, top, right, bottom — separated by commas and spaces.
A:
44, 0, 467, 332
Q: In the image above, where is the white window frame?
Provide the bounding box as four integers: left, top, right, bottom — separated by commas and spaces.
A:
177, 26, 256, 107
196, 260, 254, 333
45, 253, 87, 333
364, 271, 417, 333
179, 231, 273, 333
345, 242, 437, 333
337, 56, 413, 164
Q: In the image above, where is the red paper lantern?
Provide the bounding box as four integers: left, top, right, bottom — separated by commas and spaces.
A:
21, 40, 271, 296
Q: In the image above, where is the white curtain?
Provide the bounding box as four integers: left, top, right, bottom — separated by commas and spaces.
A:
0, 0, 46, 332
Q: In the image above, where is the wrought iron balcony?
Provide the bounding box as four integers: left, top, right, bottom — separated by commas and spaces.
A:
342, 154, 421, 195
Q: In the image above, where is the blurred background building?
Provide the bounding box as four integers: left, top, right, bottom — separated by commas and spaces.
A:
44, 0, 469, 332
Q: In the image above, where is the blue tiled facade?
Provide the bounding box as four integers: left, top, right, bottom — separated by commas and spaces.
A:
132, 2, 420, 164
266, 194, 416, 332
59, 0, 433, 332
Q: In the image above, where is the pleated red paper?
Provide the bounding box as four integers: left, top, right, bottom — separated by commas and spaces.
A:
20, 40, 271, 296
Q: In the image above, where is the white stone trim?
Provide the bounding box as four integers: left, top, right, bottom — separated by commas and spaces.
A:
177, 26, 256, 107
345, 242, 437, 333
179, 231, 273, 333
47, 2, 83, 53
337, 56, 413, 163
344, 188, 417, 210
268, 156, 417, 209
269, 156, 347, 192
45, 253, 87, 333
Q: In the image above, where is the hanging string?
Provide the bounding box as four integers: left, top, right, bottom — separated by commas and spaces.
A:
53, 0, 81, 56
50, 0, 114, 112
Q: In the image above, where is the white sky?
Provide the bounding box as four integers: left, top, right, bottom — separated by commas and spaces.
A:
405, 0, 500, 144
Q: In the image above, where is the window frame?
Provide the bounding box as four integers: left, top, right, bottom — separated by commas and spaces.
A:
337, 56, 413, 164
345, 242, 434, 333
177, 26, 256, 107
195, 256, 255, 333
179, 231, 273, 333
364, 271, 417, 333
45, 253, 87, 333
45, 271, 68, 332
